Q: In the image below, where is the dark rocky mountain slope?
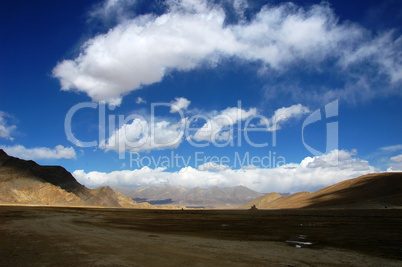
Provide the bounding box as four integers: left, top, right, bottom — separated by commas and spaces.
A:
0, 150, 151, 208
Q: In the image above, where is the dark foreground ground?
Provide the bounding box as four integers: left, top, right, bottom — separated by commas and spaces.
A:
0, 206, 401, 266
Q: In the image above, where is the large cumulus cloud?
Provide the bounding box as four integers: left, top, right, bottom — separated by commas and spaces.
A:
53, 0, 402, 105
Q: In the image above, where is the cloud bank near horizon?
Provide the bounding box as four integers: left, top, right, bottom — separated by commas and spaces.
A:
73, 149, 375, 193
0, 111, 76, 160
1, 145, 76, 160
53, 0, 402, 105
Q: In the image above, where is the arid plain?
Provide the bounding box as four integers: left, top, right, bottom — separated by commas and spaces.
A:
0, 205, 401, 266
1, 150, 402, 266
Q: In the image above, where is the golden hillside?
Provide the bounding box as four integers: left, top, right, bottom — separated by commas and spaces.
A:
0, 149, 151, 208
241, 172, 402, 209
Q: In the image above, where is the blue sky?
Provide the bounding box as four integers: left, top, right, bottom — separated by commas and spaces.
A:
0, 0, 401, 193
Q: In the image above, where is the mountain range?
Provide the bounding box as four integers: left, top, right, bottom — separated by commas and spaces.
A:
1, 149, 401, 210
0, 149, 151, 208
240, 172, 402, 209
113, 184, 264, 208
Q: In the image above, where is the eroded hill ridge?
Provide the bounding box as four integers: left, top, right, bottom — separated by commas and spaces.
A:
0, 149, 151, 208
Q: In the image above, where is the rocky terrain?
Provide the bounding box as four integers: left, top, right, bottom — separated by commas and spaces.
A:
0, 149, 151, 208
241, 172, 402, 209
113, 184, 263, 208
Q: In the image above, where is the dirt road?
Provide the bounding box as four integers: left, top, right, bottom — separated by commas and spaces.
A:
0, 206, 401, 266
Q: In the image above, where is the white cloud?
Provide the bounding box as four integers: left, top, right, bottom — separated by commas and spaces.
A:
233, 0, 248, 19
101, 102, 308, 152
380, 144, 402, 152
231, 3, 350, 67
73, 166, 170, 188
74, 149, 374, 192
271, 104, 310, 123
0, 145, 76, 160
53, 0, 237, 105
135, 97, 146, 104
198, 162, 229, 172
53, 1, 401, 104
260, 104, 310, 131
241, 165, 257, 170
387, 154, 402, 172
170, 97, 191, 113
89, 0, 137, 24
101, 102, 260, 152
390, 154, 402, 162
386, 167, 402, 172
339, 31, 402, 83
0, 111, 16, 141
191, 107, 256, 142
365, 145, 402, 172
101, 117, 185, 153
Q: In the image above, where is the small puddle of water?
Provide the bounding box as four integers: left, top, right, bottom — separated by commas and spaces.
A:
286, 234, 316, 248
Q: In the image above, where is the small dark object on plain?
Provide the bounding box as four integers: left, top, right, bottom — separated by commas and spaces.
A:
249, 205, 258, 210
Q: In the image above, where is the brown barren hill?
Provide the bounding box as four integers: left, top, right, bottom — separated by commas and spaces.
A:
239, 192, 282, 209
304, 172, 402, 208
240, 192, 311, 209
0, 149, 151, 208
242, 172, 402, 209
